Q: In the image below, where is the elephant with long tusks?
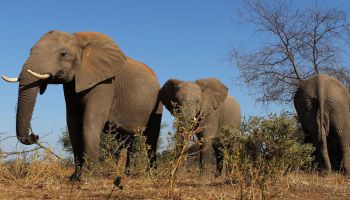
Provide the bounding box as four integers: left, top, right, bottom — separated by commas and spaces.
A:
2, 30, 163, 181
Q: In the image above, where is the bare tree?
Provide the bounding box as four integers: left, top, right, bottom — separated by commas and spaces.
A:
231, 0, 350, 104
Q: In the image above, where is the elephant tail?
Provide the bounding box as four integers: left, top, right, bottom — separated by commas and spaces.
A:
317, 76, 325, 141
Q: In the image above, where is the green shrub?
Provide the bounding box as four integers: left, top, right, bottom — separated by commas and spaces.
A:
58, 127, 152, 177
127, 130, 151, 176
220, 112, 314, 198
57, 128, 72, 154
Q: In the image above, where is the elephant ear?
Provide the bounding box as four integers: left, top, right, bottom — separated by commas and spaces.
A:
196, 78, 228, 114
159, 79, 183, 113
74, 32, 127, 93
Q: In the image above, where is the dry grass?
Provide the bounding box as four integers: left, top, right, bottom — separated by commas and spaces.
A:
1, 112, 348, 199
283, 172, 350, 199
0, 155, 349, 200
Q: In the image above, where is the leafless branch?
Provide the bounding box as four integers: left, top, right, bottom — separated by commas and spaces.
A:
231, 0, 350, 104
0, 129, 63, 160
0, 147, 43, 158
35, 141, 62, 160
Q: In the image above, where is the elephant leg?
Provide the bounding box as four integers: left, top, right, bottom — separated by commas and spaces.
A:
199, 141, 213, 175
64, 84, 84, 181
198, 119, 219, 175
321, 143, 332, 173
198, 134, 214, 175
67, 109, 84, 181
302, 111, 331, 172
124, 135, 135, 175
112, 133, 127, 165
111, 132, 137, 176
318, 124, 332, 173
310, 124, 332, 173
82, 118, 102, 172
339, 122, 350, 175
83, 110, 111, 172
341, 139, 350, 175
330, 112, 350, 175
327, 128, 342, 171
82, 84, 114, 175
212, 137, 224, 177
144, 108, 162, 170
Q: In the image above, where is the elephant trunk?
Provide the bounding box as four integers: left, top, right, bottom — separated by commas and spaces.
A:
16, 63, 41, 145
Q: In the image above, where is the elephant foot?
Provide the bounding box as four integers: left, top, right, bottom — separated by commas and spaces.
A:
69, 171, 82, 182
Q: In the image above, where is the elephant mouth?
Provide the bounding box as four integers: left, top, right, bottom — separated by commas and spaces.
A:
39, 82, 48, 95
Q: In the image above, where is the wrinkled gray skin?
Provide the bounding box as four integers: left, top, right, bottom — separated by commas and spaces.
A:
294, 74, 350, 175
12, 31, 162, 181
159, 78, 241, 176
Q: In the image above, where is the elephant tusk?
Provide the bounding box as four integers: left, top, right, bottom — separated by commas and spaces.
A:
1, 75, 18, 83
27, 70, 50, 80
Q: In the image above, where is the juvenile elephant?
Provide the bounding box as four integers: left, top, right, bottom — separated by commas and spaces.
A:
159, 78, 241, 176
294, 74, 350, 175
2, 31, 162, 181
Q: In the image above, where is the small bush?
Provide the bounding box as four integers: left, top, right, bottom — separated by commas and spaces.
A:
86, 129, 151, 179
158, 103, 206, 198
128, 129, 151, 176
57, 128, 72, 154
220, 112, 314, 198
59, 124, 158, 180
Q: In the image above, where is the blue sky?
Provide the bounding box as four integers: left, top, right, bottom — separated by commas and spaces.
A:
0, 0, 349, 153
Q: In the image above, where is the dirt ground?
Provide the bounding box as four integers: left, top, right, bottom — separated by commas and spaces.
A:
0, 166, 349, 200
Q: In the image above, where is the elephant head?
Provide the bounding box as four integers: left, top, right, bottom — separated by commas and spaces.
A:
2, 30, 126, 145
159, 78, 228, 122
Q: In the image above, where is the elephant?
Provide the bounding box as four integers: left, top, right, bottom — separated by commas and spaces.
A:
293, 74, 350, 175
1, 30, 163, 181
159, 78, 241, 176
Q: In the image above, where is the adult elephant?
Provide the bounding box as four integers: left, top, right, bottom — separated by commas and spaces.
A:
159, 78, 241, 176
293, 74, 350, 175
2, 31, 162, 181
